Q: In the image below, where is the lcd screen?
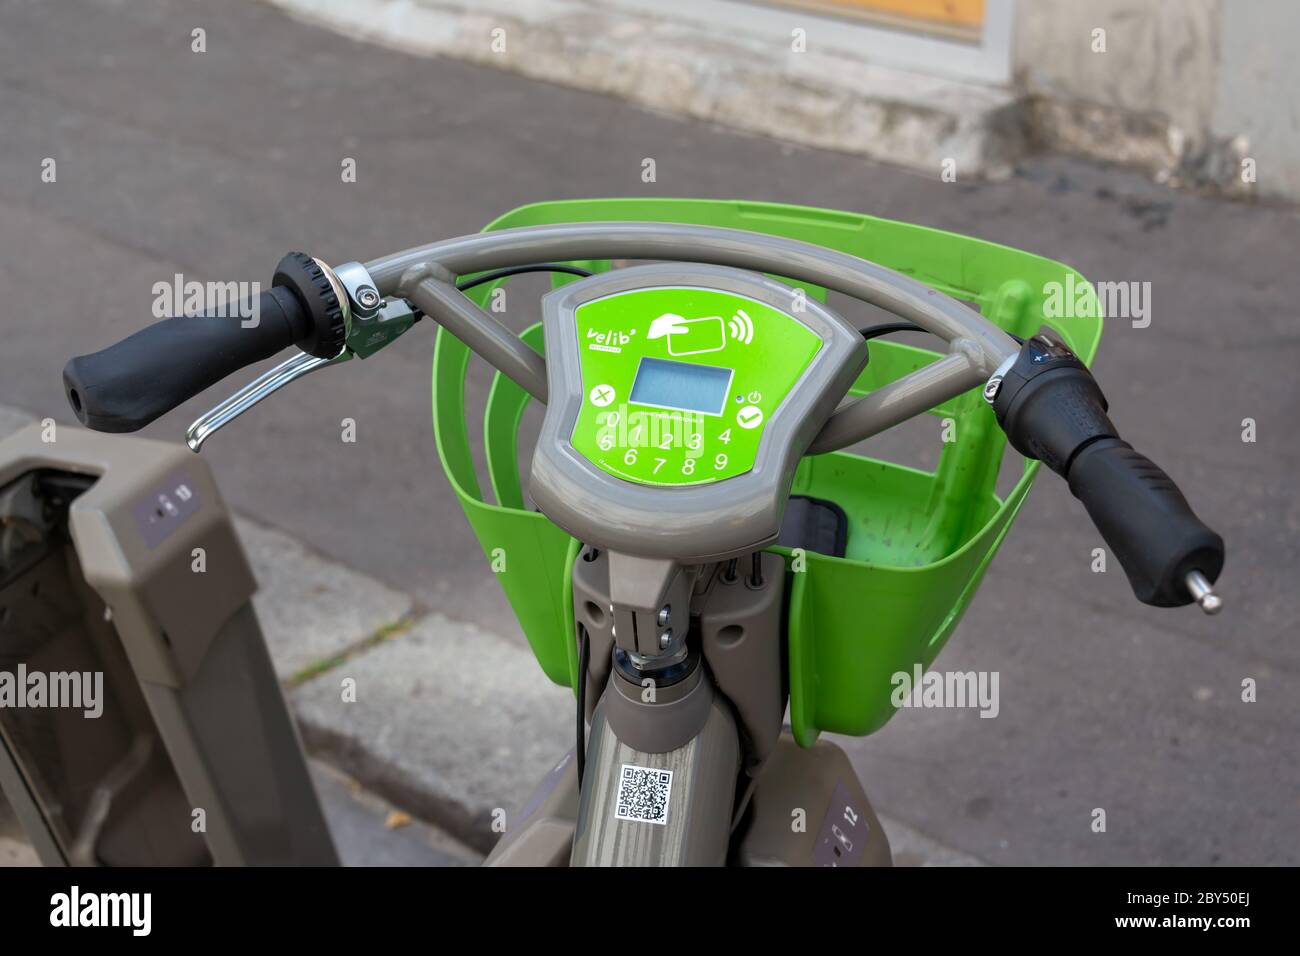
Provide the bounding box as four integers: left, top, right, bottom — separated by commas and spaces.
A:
628, 357, 732, 416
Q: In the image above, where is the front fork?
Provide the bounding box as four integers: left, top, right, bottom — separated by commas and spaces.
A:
568, 548, 787, 866
571, 669, 739, 866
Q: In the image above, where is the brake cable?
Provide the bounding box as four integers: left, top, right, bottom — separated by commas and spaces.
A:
456, 263, 595, 292
857, 321, 1023, 365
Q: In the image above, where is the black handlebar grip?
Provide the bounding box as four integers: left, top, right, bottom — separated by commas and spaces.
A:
1066, 438, 1224, 606
990, 328, 1224, 608
63, 286, 310, 433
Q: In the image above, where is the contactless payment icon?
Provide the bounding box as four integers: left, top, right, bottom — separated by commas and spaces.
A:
647, 312, 726, 356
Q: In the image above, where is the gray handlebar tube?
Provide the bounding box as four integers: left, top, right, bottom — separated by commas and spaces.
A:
406, 272, 549, 402
806, 347, 983, 454
373, 222, 1019, 453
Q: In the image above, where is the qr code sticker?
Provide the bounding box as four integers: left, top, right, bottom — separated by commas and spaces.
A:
614, 764, 673, 826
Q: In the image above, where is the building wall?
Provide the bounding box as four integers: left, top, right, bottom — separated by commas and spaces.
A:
1014, 0, 1300, 199
1211, 0, 1300, 200
1014, 0, 1221, 136
264, 0, 1300, 201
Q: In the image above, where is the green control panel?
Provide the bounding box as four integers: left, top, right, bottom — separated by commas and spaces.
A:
570, 287, 823, 486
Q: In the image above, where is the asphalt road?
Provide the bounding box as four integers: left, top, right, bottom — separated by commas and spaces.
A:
2, 0, 1296, 864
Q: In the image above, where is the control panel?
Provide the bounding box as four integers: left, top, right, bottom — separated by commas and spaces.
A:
569, 286, 822, 486
532, 264, 865, 562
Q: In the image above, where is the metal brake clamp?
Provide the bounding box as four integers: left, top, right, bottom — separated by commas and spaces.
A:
332, 261, 419, 360
982, 351, 1019, 405
185, 260, 417, 452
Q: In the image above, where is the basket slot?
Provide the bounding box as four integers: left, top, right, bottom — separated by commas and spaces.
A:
483, 324, 543, 511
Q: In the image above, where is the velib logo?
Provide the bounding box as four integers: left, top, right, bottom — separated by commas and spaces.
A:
0, 666, 102, 718
50, 886, 151, 937
586, 326, 637, 353
890, 664, 1000, 719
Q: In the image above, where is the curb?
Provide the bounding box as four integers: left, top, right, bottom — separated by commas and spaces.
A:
289, 612, 573, 855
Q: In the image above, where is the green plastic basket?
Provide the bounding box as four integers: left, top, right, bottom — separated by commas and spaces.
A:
432, 199, 1102, 746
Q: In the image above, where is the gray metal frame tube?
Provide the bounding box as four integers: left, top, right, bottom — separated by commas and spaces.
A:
372, 222, 1020, 452
406, 276, 549, 402
806, 348, 983, 454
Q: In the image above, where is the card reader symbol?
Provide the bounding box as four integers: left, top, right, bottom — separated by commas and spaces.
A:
648, 308, 757, 356
648, 313, 726, 356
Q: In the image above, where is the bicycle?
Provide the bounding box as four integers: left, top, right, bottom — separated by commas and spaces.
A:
54, 198, 1224, 866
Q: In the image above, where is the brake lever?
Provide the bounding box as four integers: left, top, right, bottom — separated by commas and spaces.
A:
185, 348, 349, 451
185, 260, 418, 452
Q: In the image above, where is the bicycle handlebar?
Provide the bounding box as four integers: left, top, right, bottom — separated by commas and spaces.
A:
989, 329, 1224, 609
371, 222, 1020, 375
61, 226, 1024, 453
56, 230, 1225, 612
1067, 439, 1223, 606
63, 287, 310, 432
62, 252, 348, 433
